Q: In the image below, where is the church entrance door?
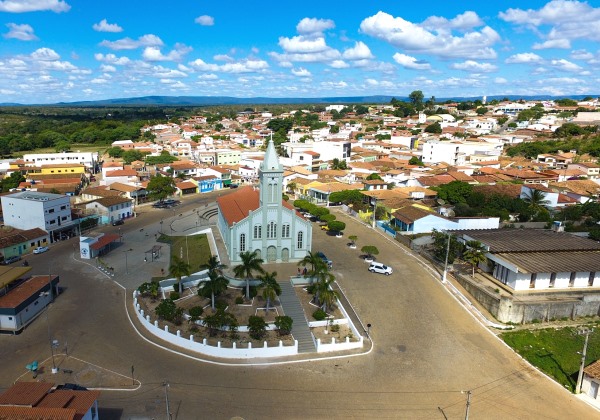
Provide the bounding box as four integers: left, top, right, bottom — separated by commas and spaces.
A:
267, 246, 276, 262
281, 248, 289, 262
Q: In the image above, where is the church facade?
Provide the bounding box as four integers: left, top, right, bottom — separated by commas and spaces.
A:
216, 140, 312, 264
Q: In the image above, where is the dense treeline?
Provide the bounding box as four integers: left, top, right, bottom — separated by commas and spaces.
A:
0, 107, 177, 156
505, 134, 600, 159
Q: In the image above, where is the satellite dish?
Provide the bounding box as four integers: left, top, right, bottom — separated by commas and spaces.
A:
447, 209, 456, 217
437, 198, 446, 205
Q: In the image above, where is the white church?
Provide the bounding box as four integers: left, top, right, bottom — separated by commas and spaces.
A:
216, 139, 313, 263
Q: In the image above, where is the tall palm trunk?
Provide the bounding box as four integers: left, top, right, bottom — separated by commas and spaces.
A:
246, 278, 250, 300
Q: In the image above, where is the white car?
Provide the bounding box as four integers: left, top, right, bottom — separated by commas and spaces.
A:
33, 246, 49, 254
368, 262, 393, 275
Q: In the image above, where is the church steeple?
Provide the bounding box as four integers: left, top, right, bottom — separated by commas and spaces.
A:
259, 138, 283, 206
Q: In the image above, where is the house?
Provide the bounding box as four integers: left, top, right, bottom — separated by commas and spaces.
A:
176, 180, 198, 196
23, 152, 99, 172
0, 274, 59, 333
217, 139, 312, 263
83, 196, 133, 224
390, 204, 499, 234
582, 359, 600, 400
102, 168, 139, 186
0, 227, 49, 259
568, 162, 600, 179
0, 381, 100, 419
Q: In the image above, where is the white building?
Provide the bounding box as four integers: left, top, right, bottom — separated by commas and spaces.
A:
421, 140, 503, 165
217, 139, 313, 263
23, 151, 99, 172
1, 191, 77, 242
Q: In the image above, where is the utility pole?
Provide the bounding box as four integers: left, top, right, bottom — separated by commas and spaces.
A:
164, 381, 171, 420
464, 390, 472, 420
442, 231, 451, 283
576, 328, 594, 394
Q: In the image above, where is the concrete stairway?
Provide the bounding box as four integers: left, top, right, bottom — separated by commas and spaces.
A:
278, 280, 316, 353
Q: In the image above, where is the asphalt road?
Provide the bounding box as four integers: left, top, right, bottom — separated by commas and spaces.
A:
0, 193, 597, 419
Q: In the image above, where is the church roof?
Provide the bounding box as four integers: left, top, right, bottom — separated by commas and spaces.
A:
217, 185, 298, 226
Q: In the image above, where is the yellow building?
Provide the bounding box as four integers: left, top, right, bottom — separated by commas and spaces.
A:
39, 163, 86, 175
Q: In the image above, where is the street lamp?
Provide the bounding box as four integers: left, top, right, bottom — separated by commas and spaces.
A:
371, 199, 377, 229
576, 328, 594, 394
124, 248, 133, 274
39, 290, 58, 374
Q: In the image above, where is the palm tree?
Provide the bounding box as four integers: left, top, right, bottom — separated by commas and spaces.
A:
199, 270, 229, 310
286, 181, 297, 195
233, 250, 265, 299
200, 255, 227, 276
463, 240, 488, 278
169, 255, 191, 294
315, 274, 339, 311
312, 267, 335, 306
523, 188, 550, 212
258, 271, 281, 312
298, 251, 327, 278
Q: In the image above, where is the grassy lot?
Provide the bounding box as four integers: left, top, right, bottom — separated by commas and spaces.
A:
501, 324, 600, 392
157, 233, 212, 272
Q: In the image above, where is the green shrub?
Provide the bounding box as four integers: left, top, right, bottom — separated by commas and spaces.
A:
313, 308, 327, 321
188, 306, 203, 323
275, 316, 293, 336
330, 324, 340, 333
248, 285, 258, 299
170, 291, 180, 300
235, 296, 244, 304
248, 315, 267, 340
531, 318, 541, 324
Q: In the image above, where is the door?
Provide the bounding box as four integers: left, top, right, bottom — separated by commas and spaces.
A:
590, 381, 599, 399
267, 246, 276, 262
281, 248, 289, 262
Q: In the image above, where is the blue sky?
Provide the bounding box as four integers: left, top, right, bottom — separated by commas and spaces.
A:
1, 0, 600, 104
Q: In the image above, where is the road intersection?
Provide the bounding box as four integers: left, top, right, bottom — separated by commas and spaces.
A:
0, 192, 596, 419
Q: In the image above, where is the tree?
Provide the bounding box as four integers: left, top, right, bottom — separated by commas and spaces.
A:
424, 122, 442, 134
169, 255, 191, 294
155, 299, 183, 324
361, 245, 379, 260
258, 271, 281, 312
199, 255, 227, 276
431, 181, 473, 205
348, 235, 358, 247
409, 156, 424, 166
199, 270, 229, 310
462, 240, 487, 278
54, 140, 71, 153
138, 281, 159, 301
0, 171, 25, 192
286, 181, 297, 194
147, 174, 176, 202
315, 275, 340, 312
431, 229, 462, 264
122, 149, 144, 164
327, 220, 346, 233
188, 306, 204, 324
331, 158, 347, 170
274, 316, 293, 336
248, 315, 267, 340
409, 90, 424, 110
298, 251, 327, 277
233, 250, 265, 299
366, 173, 382, 181
107, 146, 124, 158
522, 188, 550, 213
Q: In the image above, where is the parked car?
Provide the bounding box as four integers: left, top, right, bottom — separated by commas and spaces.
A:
112, 219, 124, 226
33, 246, 49, 254
316, 251, 333, 269
368, 262, 393, 275
1, 255, 21, 265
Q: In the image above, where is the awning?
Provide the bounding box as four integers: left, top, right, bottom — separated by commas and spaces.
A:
90, 233, 120, 250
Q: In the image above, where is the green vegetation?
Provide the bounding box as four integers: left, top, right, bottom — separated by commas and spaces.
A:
159, 233, 211, 272
501, 327, 600, 392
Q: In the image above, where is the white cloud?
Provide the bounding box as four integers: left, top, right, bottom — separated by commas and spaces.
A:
550, 58, 582, 72
571, 49, 594, 60
392, 53, 431, 70
195, 15, 214, 26
360, 11, 499, 59
422, 11, 484, 31
4, 23, 37, 40
494, 77, 508, 84
151, 66, 187, 78
213, 54, 233, 62
451, 60, 497, 72
291, 67, 311, 77
92, 19, 123, 33
188, 58, 268, 73
296, 17, 335, 35
94, 53, 130, 65
320, 81, 348, 89
142, 44, 192, 62
197, 73, 218, 80
0, 0, 70, 13
533, 39, 571, 49
99, 34, 163, 50
342, 41, 373, 60
500, 1, 600, 47
330, 60, 349, 68
31, 47, 60, 61
100, 64, 116, 72
279, 35, 329, 54
505, 52, 543, 64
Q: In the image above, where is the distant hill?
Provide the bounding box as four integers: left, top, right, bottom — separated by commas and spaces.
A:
1, 94, 598, 107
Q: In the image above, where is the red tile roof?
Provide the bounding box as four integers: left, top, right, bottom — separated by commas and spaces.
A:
216, 186, 297, 226
90, 234, 120, 251
0, 276, 55, 310
0, 406, 76, 419
0, 381, 54, 406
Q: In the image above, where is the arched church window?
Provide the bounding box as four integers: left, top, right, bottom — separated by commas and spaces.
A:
282, 224, 290, 238
254, 225, 262, 239
240, 233, 246, 252
297, 231, 303, 249
267, 221, 277, 238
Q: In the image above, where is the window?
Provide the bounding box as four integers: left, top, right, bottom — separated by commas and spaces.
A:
61, 205, 66, 210
61, 216, 67, 221
549, 273, 556, 288
529, 273, 536, 289
569, 272, 576, 287
589, 272, 596, 287
267, 221, 277, 238
48, 209, 55, 214
282, 224, 290, 238
253, 225, 262, 239
240, 234, 246, 252
297, 231, 303, 249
